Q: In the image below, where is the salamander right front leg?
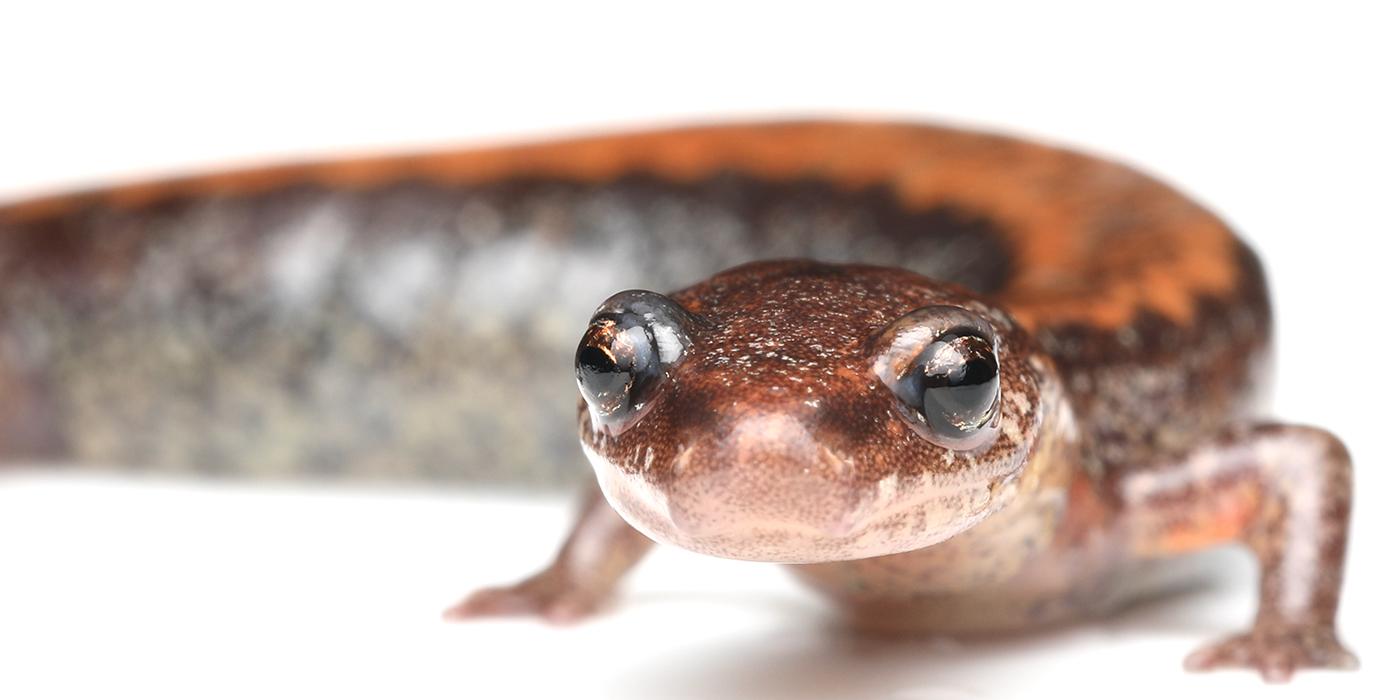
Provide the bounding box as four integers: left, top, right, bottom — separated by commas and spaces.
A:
444, 484, 653, 624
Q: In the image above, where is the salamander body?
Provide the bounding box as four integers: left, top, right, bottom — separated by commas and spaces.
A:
0, 121, 1355, 680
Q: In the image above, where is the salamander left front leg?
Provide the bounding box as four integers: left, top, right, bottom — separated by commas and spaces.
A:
1117, 423, 1357, 682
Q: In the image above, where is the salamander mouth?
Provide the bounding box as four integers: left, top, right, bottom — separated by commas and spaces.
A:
581, 436, 1016, 563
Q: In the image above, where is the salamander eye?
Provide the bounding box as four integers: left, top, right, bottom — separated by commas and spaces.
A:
897, 329, 999, 439
871, 306, 1002, 450
575, 290, 701, 434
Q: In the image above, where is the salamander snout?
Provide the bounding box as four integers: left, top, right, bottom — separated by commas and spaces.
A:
585, 393, 934, 562
659, 409, 872, 540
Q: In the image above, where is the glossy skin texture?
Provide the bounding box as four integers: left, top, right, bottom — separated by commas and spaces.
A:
0, 121, 1354, 680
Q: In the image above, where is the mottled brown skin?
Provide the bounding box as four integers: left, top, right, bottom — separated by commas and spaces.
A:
0, 121, 1354, 681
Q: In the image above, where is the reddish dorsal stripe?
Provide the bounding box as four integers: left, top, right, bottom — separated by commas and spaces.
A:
0, 120, 1241, 332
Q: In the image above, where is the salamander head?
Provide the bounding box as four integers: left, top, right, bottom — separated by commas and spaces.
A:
575, 260, 1045, 563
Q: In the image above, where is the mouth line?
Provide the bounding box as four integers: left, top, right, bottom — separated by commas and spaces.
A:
582, 434, 1021, 563
647, 517, 983, 564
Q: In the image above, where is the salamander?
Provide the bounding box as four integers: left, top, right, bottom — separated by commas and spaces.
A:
0, 121, 1355, 681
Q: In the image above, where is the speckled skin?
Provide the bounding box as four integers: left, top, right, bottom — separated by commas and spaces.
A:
0, 122, 1354, 680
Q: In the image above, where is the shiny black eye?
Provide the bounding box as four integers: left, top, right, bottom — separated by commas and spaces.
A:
871, 305, 1002, 450
575, 290, 699, 434
576, 319, 662, 424
897, 330, 1000, 441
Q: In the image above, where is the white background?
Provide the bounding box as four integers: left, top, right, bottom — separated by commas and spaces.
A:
1, 2, 1397, 698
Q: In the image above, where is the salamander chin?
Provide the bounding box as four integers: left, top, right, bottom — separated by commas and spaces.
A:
575, 260, 1045, 563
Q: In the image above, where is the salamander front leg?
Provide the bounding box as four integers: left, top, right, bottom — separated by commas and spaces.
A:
444, 484, 653, 624
1118, 423, 1357, 682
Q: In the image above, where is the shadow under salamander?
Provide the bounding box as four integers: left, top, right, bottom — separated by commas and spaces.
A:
607, 550, 1252, 700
